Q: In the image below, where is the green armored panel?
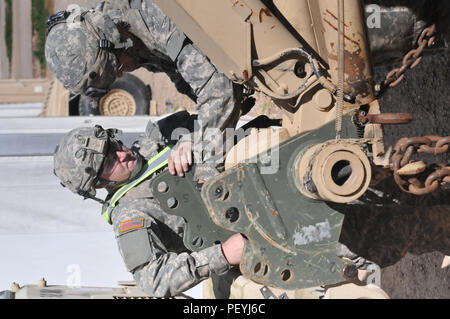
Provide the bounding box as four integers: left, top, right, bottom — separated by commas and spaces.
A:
200, 115, 363, 289
151, 166, 235, 252
202, 116, 364, 289
153, 114, 365, 289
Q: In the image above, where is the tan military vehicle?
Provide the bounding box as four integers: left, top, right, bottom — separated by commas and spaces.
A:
2, 0, 448, 299
148, 0, 449, 299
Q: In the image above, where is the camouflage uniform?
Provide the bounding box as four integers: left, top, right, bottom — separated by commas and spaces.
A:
107, 111, 237, 298
46, 0, 243, 182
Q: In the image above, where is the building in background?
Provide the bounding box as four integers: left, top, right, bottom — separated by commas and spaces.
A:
0, 0, 10, 78
11, 0, 32, 78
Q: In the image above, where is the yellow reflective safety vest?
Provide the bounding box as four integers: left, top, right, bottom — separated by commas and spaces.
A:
102, 146, 172, 224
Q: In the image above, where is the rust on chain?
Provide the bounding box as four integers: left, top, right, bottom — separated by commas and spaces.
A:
400, 146, 415, 167
377, 24, 436, 95
418, 136, 450, 155
392, 135, 450, 195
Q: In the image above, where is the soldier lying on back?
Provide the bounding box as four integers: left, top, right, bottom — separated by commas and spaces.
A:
53, 111, 245, 298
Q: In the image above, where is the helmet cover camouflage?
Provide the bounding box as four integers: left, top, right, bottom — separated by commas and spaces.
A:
45, 6, 121, 94
54, 125, 117, 198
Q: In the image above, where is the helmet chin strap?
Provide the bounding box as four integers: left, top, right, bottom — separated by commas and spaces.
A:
126, 150, 144, 181
80, 190, 106, 205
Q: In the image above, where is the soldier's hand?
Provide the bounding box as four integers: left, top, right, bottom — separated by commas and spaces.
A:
168, 141, 193, 177
221, 233, 246, 265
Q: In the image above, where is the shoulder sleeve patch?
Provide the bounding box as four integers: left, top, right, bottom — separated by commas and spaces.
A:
120, 217, 144, 233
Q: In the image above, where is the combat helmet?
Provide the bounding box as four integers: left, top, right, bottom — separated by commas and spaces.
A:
53, 125, 123, 203
45, 6, 133, 96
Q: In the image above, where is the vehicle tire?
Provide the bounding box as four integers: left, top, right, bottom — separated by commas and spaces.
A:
78, 73, 152, 116
78, 95, 100, 116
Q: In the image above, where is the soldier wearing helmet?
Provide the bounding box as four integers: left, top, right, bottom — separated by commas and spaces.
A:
45, 0, 245, 184
53, 111, 245, 298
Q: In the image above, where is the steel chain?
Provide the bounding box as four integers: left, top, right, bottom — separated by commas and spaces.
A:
392, 136, 450, 195
378, 24, 437, 92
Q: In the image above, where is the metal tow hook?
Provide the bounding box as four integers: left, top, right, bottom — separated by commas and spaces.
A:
356, 111, 413, 125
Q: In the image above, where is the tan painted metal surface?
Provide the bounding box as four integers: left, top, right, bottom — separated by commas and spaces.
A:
224, 127, 290, 170
154, 0, 321, 106
273, 0, 324, 56
296, 140, 372, 203
42, 78, 69, 116
154, 0, 380, 148
202, 276, 389, 299
0, 79, 51, 104
316, 0, 375, 105
161, 0, 383, 204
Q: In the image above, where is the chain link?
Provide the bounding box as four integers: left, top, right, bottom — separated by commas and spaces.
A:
392, 136, 450, 195
380, 24, 446, 196
377, 24, 437, 94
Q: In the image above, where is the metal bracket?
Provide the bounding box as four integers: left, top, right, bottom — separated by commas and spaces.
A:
151, 166, 235, 252
153, 115, 363, 289
364, 263, 382, 287
200, 116, 361, 289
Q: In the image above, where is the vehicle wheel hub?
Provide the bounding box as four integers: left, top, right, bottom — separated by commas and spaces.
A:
99, 89, 136, 116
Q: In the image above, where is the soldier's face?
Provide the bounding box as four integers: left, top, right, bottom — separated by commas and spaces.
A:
100, 144, 137, 183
